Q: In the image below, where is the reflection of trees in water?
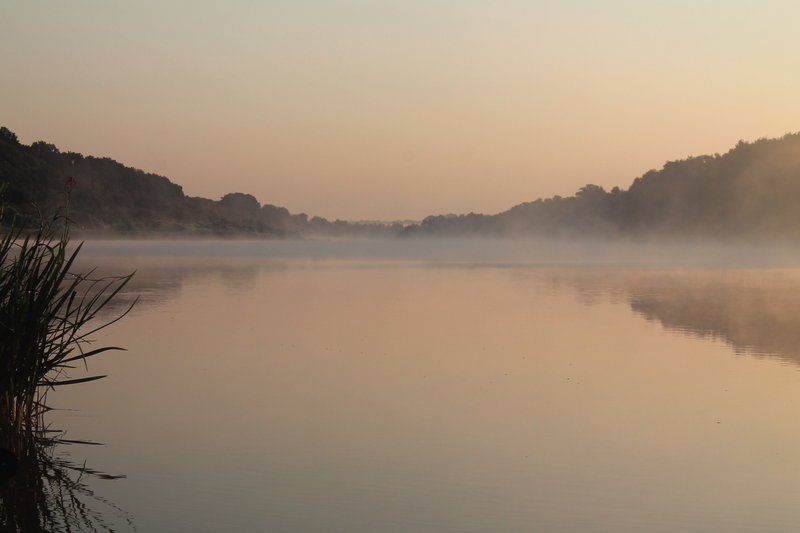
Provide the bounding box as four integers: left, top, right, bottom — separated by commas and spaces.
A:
626, 271, 800, 365
71, 254, 287, 318
76, 253, 800, 366
554, 269, 800, 366
0, 426, 132, 532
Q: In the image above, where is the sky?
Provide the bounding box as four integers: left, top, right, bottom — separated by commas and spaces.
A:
2, 0, 800, 221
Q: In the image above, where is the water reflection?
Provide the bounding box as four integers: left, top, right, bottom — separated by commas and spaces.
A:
0, 426, 132, 531
550, 269, 800, 366
76, 244, 800, 367
71, 254, 286, 316
89, 251, 800, 368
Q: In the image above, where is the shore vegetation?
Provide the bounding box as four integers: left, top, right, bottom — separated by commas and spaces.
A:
0, 184, 134, 432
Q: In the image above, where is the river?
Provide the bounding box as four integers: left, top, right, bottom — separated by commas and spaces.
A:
27, 239, 800, 532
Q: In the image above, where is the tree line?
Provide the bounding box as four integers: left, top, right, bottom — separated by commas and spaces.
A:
4, 125, 800, 241
0, 127, 401, 237
404, 132, 800, 241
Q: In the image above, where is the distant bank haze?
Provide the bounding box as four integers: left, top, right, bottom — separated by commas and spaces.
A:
2, 126, 800, 241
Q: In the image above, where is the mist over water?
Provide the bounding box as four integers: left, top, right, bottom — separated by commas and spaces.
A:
37, 239, 800, 532
76, 236, 800, 267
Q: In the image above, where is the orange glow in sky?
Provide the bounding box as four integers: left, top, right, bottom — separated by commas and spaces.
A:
2, 1, 799, 220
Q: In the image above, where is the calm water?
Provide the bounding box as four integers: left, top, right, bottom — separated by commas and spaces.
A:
21, 240, 800, 531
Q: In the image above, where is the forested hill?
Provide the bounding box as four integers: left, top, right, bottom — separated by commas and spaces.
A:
405, 132, 800, 241
0, 127, 400, 237
4, 125, 800, 240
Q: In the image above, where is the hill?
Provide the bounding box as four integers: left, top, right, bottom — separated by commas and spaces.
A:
4, 126, 800, 241
0, 127, 400, 237
406, 133, 800, 241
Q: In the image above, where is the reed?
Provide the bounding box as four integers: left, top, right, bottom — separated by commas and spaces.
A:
0, 195, 134, 432
1, 424, 133, 532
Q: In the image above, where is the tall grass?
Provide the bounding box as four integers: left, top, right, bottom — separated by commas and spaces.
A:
0, 197, 134, 432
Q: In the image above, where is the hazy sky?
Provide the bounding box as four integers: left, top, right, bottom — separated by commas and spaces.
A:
2, 1, 800, 220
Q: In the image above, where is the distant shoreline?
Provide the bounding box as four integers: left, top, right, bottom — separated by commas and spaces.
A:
4, 127, 800, 242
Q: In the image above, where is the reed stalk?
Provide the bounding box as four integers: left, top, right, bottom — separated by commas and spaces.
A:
0, 188, 134, 432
